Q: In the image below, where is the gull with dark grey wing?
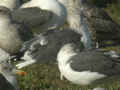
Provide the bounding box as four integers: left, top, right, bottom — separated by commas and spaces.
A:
57, 43, 120, 90
12, 0, 67, 31
16, 29, 82, 69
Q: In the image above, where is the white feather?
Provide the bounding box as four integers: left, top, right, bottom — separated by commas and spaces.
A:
57, 44, 106, 85
16, 51, 36, 69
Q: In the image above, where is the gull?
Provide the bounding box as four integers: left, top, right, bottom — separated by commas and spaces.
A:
0, 0, 20, 10
103, 50, 120, 58
57, 43, 120, 90
16, 28, 120, 69
16, 29, 83, 69
60, 0, 120, 48
74, 0, 120, 47
12, 0, 67, 31
0, 6, 33, 56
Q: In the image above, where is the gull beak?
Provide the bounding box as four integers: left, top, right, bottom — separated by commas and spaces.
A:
13, 69, 26, 76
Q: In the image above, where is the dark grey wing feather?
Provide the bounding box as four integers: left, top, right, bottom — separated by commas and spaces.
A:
70, 50, 120, 75
14, 23, 33, 42
11, 7, 52, 28
21, 29, 82, 63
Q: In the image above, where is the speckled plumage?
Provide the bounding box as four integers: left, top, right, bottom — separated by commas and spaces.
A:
75, 0, 120, 47
62, 0, 120, 47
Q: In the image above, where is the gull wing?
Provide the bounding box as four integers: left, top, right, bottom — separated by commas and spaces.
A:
70, 49, 120, 75
11, 7, 52, 28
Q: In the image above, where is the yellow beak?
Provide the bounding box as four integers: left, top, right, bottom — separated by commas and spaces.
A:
14, 69, 26, 76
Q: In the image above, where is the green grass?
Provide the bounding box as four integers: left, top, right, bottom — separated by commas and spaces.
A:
17, 62, 120, 90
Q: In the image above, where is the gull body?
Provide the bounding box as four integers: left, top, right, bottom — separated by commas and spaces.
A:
57, 43, 120, 87
16, 29, 82, 69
